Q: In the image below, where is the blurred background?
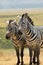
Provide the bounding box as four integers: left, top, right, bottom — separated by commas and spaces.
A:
0, 0, 43, 65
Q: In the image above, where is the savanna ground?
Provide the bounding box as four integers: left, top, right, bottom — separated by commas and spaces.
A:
0, 49, 43, 65
0, 9, 43, 65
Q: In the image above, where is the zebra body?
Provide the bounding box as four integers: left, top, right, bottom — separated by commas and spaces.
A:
18, 13, 43, 65
23, 25, 43, 50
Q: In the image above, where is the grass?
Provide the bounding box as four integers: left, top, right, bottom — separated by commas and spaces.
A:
0, 9, 43, 49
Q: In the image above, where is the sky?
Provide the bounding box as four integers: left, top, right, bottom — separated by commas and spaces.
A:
0, 0, 43, 9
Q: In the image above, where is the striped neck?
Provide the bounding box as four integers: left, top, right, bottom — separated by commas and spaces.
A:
25, 24, 37, 41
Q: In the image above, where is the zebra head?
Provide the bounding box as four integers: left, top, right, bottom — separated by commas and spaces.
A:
6, 20, 18, 39
6, 19, 22, 40
19, 13, 34, 31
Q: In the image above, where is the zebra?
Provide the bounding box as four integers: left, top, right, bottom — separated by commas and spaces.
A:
5, 18, 34, 65
5, 20, 26, 65
18, 13, 43, 65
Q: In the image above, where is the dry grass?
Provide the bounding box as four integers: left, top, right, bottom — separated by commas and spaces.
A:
0, 49, 43, 65
0, 9, 43, 27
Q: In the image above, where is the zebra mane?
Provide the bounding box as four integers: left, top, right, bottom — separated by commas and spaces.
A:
22, 13, 34, 26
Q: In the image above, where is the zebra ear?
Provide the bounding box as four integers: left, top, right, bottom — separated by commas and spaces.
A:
6, 20, 9, 24
17, 15, 21, 19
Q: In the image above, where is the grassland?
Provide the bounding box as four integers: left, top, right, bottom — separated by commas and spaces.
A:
0, 49, 43, 65
0, 9, 43, 49
0, 9, 43, 65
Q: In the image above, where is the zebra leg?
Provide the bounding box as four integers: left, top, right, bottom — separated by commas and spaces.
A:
21, 46, 24, 65
37, 48, 40, 65
37, 55, 40, 65
15, 47, 20, 65
33, 51, 36, 64
29, 48, 32, 65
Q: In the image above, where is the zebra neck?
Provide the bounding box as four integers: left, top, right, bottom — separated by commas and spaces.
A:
26, 28, 33, 37
26, 28, 37, 41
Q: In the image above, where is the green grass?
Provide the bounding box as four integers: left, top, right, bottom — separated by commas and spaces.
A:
0, 28, 14, 49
